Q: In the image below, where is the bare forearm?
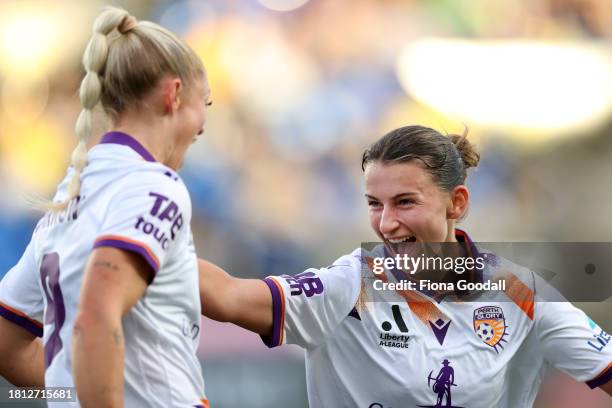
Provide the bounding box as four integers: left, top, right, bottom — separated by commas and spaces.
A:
0, 337, 44, 387
199, 259, 234, 322
199, 259, 273, 336
228, 278, 274, 335
72, 315, 124, 408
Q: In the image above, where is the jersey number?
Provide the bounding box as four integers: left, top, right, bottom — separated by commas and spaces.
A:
40, 253, 65, 367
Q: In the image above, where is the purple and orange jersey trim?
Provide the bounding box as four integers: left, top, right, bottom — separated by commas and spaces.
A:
261, 277, 285, 348
586, 361, 612, 389
503, 274, 535, 320
0, 301, 43, 337
194, 398, 210, 408
93, 235, 160, 274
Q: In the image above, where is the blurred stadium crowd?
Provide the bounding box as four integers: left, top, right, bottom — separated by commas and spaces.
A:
0, 0, 611, 407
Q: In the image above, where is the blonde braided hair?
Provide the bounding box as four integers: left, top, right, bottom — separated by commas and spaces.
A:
35, 6, 204, 211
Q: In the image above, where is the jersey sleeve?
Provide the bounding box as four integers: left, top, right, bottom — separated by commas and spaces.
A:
93, 173, 190, 278
261, 249, 363, 349
0, 240, 44, 337
534, 291, 612, 389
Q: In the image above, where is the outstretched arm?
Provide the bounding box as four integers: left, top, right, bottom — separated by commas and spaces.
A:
198, 259, 272, 336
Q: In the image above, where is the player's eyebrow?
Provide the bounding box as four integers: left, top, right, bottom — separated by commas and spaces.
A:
365, 192, 419, 201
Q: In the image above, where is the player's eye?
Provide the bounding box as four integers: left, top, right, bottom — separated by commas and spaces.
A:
205, 100, 213, 107
368, 200, 382, 209
397, 198, 415, 206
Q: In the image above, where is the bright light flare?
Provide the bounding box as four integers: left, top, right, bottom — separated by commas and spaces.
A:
0, 1, 93, 81
396, 39, 612, 134
258, 0, 310, 12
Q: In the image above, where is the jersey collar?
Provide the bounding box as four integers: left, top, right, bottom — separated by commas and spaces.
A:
99, 131, 157, 163
384, 229, 484, 302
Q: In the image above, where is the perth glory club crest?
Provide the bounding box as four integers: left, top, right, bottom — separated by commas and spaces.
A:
473, 306, 509, 352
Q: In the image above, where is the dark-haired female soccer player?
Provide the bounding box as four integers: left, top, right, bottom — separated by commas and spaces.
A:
199, 125, 611, 407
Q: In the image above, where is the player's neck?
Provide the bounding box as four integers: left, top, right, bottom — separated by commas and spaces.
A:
113, 117, 176, 168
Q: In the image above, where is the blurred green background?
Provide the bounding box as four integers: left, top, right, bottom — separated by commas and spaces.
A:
0, 0, 610, 406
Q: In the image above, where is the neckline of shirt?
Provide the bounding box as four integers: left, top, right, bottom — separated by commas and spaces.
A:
383, 229, 484, 303
99, 131, 157, 163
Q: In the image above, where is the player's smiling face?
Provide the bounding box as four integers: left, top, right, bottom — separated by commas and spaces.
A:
364, 161, 457, 243
170, 74, 212, 169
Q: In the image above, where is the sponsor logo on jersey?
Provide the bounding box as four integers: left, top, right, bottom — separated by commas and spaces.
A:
281, 271, 324, 297
417, 359, 464, 408
429, 318, 451, 346
378, 305, 411, 349
182, 319, 200, 340
473, 306, 509, 352
133, 192, 184, 249
586, 317, 611, 352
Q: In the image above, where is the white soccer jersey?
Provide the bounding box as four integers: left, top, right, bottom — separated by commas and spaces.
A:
261, 231, 612, 408
0, 132, 209, 408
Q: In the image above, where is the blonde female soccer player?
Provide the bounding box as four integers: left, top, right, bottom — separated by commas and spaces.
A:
199, 125, 612, 407
0, 7, 211, 408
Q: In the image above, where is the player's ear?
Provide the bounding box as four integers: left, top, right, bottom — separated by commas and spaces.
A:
161, 77, 183, 114
447, 185, 469, 220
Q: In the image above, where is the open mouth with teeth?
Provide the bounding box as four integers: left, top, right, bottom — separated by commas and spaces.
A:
386, 236, 417, 244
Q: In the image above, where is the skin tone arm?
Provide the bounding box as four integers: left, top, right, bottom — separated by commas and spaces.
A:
0, 318, 44, 387
72, 247, 151, 408
198, 259, 272, 336
602, 380, 612, 397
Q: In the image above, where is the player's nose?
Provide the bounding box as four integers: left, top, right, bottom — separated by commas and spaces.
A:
379, 206, 400, 236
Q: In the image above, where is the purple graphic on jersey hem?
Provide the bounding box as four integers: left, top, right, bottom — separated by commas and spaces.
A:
94, 238, 159, 275
417, 359, 464, 408
100, 131, 156, 162
429, 319, 451, 345
0, 305, 43, 337
261, 278, 283, 348
586, 365, 612, 389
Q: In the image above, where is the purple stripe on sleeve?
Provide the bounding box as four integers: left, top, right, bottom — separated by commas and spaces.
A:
586, 364, 612, 389
0, 304, 43, 338
93, 239, 159, 276
260, 277, 283, 348
100, 131, 156, 162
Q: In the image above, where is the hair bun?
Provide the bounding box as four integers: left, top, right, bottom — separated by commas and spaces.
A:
118, 15, 138, 34
450, 130, 480, 169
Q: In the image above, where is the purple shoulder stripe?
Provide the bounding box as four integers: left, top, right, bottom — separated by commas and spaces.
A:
93, 238, 159, 277
0, 304, 43, 337
586, 364, 612, 389
260, 277, 284, 348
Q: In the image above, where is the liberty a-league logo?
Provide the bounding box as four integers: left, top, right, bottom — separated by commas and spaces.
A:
473, 306, 509, 353
378, 305, 411, 349
587, 317, 611, 352
416, 359, 464, 408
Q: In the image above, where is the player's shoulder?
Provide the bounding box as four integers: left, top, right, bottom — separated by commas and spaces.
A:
327, 248, 367, 273
482, 251, 536, 291
111, 166, 190, 205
